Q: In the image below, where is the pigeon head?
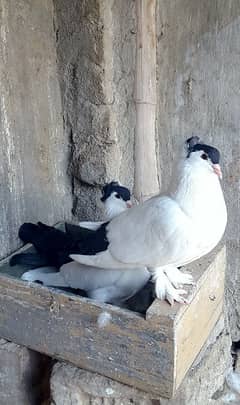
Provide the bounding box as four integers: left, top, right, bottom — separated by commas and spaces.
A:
101, 181, 132, 219
186, 136, 222, 179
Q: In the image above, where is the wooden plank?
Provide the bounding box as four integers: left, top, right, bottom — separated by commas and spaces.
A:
0, 274, 174, 397
174, 247, 225, 390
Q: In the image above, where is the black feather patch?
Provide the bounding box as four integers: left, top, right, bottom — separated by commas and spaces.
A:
9, 252, 48, 268
187, 140, 220, 164
101, 181, 130, 202
17, 222, 78, 268
12, 221, 110, 268
71, 222, 110, 255
65, 223, 94, 240
186, 136, 200, 149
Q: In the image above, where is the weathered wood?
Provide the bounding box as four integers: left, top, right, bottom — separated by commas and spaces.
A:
0, 245, 225, 398
174, 248, 225, 390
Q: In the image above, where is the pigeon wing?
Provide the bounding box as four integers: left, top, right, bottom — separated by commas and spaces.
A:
107, 195, 193, 267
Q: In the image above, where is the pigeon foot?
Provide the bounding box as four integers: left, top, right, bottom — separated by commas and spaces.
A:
163, 266, 195, 288
151, 267, 189, 305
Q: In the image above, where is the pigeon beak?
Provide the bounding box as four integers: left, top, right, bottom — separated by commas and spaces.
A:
126, 201, 132, 208
212, 164, 222, 179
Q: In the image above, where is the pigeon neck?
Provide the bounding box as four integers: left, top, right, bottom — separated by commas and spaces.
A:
104, 201, 125, 220
170, 159, 225, 220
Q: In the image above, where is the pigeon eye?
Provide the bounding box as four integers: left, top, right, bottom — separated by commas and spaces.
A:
201, 153, 208, 160
115, 194, 121, 199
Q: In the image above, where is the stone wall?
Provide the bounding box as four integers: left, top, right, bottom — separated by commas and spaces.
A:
0, 0, 72, 260
156, 0, 240, 341
53, 0, 136, 221
0, 339, 51, 405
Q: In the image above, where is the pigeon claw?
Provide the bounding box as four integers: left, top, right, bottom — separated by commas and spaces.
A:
154, 273, 189, 305
165, 288, 188, 306
163, 267, 195, 289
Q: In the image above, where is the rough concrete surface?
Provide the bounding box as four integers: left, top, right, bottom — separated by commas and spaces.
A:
156, 0, 240, 340
0, 339, 51, 405
53, 0, 136, 220
50, 362, 154, 405
0, 0, 72, 260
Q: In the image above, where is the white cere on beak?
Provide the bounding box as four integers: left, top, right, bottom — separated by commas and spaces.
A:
212, 164, 222, 179
126, 200, 132, 208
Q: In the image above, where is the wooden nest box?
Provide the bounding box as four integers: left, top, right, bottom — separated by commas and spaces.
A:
0, 239, 225, 399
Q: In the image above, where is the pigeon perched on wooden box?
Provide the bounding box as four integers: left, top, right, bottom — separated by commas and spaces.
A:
10, 181, 132, 269
70, 137, 227, 305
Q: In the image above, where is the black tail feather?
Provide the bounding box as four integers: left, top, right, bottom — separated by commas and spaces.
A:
18, 223, 40, 244
65, 223, 94, 240
16, 222, 76, 268
12, 221, 108, 270
18, 222, 73, 254
9, 253, 48, 268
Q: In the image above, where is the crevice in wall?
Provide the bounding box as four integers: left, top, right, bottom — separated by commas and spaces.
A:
27, 354, 55, 405
67, 127, 76, 217
232, 340, 240, 370
35, 356, 55, 405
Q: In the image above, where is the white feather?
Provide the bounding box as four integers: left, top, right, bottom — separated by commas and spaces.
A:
78, 221, 104, 231
21, 262, 150, 305
104, 192, 130, 219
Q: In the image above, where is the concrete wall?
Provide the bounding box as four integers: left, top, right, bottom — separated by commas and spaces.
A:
156, 0, 240, 341
0, 0, 72, 260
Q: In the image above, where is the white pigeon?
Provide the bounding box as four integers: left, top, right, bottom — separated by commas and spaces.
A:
70, 137, 227, 305
79, 181, 132, 231
21, 262, 150, 305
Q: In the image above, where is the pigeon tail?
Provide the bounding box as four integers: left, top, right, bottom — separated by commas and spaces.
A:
65, 223, 94, 240
18, 223, 40, 244
9, 252, 48, 268
16, 222, 76, 268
